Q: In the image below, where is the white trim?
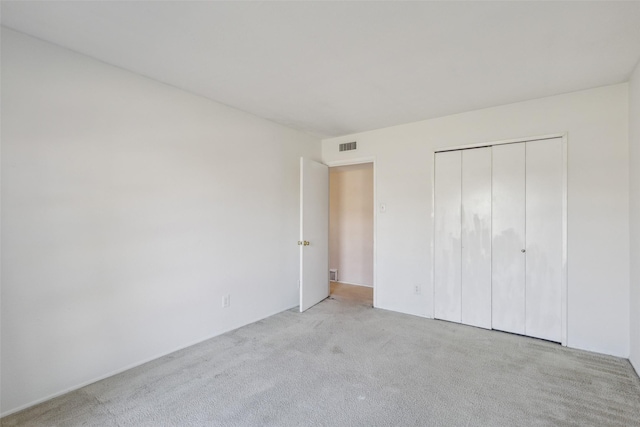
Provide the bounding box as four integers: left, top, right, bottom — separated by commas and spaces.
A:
431, 149, 437, 319
431, 134, 568, 345
326, 156, 377, 308
373, 159, 378, 308
331, 280, 373, 288
325, 156, 375, 167
561, 134, 568, 347
435, 133, 566, 153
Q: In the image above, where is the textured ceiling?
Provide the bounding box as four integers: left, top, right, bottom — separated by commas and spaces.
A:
2, 1, 640, 138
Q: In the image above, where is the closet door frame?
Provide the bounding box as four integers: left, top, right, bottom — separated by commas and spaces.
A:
431, 133, 568, 346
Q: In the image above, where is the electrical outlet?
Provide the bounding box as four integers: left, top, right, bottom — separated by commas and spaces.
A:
222, 294, 231, 308
414, 285, 421, 295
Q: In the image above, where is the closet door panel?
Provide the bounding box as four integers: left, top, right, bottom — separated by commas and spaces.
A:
492, 143, 526, 335
461, 147, 492, 329
434, 151, 462, 323
525, 139, 563, 342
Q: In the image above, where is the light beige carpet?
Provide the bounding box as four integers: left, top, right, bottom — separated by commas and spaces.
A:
3, 285, 640, 426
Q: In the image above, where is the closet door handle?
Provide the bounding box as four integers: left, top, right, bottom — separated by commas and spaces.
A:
521, 249, 526, 253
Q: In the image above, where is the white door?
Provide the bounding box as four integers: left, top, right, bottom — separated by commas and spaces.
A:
434, 151, 462, 323
435, 148, 492, 328
461, 147, 492, 329
299, 157, 329, 312
492, 143, 527, 335
525, 139, 563, 342
436, 139, 563, 342
491, 139, 563, 341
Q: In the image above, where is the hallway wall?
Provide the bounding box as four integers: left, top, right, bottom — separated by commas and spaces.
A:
329, 164, 374, 287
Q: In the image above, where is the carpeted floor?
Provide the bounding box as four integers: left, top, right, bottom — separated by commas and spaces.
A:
3, 284, 640, 426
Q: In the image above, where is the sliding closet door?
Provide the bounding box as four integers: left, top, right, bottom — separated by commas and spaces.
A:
461, 148, 492, 329
492, 143, 526, 335
525, 139, 563, 342
434, 151, 462, 323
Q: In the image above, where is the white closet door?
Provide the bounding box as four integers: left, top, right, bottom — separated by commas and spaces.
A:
525, 139, 563, 342
434, 151, 462, 323
492, 143, 526, 335
461, 147, 492, 329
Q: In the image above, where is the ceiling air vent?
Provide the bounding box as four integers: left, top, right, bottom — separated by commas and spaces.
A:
339, 141, 357, 152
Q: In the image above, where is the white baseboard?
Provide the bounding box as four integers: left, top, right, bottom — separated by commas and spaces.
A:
630, 356, 640, 380
0, 303, 298, 418
331, 280, 373, 288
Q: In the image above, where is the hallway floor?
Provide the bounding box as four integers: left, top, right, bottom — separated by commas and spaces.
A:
329, 281, 373, 306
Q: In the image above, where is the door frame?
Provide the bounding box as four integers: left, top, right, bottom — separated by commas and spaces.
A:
432, 133, 568, 346
325, 156, 377, 308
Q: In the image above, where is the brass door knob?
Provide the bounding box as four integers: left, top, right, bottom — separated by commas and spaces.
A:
304, 241, 310, 246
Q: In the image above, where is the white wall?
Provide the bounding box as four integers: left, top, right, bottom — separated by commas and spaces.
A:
630, 60, 640, 373
323, 84, 630, 358
329, 164, 374, 287
0, 28, 320, 415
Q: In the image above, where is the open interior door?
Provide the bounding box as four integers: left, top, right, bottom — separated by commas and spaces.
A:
299, 157, 329, 312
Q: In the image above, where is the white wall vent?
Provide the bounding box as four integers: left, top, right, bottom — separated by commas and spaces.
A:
339, 141, 357, 152
329, 269, 338, 282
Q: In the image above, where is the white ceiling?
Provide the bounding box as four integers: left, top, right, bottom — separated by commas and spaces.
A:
2, 1, 640, 138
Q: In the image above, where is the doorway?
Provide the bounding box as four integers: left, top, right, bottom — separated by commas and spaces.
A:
328, 162, 374, 306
